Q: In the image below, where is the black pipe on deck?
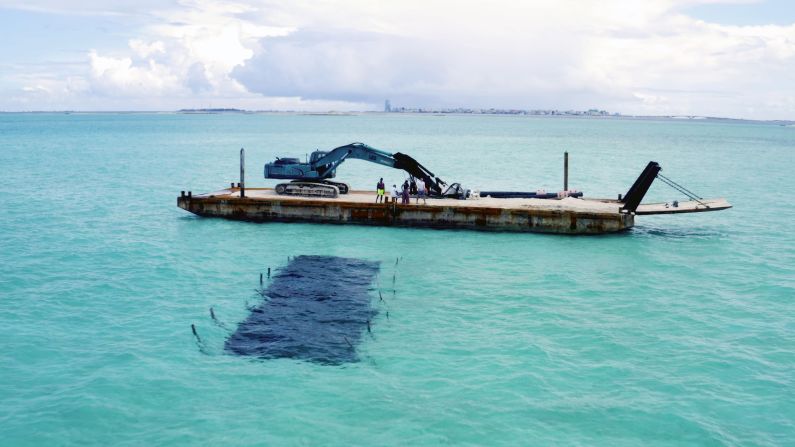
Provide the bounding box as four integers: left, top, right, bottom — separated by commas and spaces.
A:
479, 191, 584, 199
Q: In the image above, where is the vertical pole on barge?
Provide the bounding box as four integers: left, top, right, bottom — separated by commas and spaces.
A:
240, 148, 245, 198
564, 151, 569, 191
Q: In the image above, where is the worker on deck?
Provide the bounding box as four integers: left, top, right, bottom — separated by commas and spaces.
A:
376, 178, 385, 203
416, 178, 427, 205
391, 184, 399, 203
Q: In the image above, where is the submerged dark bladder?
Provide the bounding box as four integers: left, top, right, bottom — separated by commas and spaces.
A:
225, 255, 380, 365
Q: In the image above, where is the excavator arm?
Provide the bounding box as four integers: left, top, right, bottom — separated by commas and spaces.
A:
312, 143, 398, 177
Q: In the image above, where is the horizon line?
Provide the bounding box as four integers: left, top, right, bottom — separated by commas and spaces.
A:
0, 109, 792, 124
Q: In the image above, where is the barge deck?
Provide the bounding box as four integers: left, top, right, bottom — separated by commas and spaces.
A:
177, 188, 730, 235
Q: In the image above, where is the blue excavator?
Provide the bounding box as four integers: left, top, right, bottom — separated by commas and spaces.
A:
264, 142, 466, 198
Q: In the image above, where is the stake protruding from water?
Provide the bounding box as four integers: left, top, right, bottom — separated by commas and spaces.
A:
240, 147, 246, 198
564, 151, 569, 191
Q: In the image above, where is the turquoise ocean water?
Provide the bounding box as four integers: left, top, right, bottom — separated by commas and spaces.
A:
1, 113, 793, 446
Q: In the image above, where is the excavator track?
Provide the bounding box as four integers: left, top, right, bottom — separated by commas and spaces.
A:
275, 181, 340, 198
323, 180, 350, 194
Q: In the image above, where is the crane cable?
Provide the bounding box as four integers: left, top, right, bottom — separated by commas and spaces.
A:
656, 173, 709, 208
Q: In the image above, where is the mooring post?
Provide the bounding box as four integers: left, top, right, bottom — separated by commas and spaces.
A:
240, 148, 245, 198
267, 267, 271, 278
564, 151, 569, 191
259, 273, 263, 285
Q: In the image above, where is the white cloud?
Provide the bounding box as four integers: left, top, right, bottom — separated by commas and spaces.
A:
229, 0, 795, 118
73, 0, 291, 100
1, 0, 794, 118
88, 50, 181, 96
129, 39, 165, 59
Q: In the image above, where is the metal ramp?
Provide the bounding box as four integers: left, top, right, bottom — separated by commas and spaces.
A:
635, 198, 731, 215
620, 162, 731, 215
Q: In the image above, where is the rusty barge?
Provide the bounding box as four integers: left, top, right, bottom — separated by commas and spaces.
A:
176, 190, 730, 235
177, 150, 731, 235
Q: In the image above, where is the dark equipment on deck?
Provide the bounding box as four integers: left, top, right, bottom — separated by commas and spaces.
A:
621, 162, 662, 213
478, 191, 584, 199
264, 142, 464, 198
264, 143, 709, 211
619, 161, 710, 213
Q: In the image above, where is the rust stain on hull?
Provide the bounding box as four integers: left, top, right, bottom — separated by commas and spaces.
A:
177, 191, 633, 234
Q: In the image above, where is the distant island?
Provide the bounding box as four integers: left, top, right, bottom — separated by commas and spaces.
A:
177, 108, 249, 114
170, 105, 792, 125
1, 108, 791, 125
386, 106, 617, 117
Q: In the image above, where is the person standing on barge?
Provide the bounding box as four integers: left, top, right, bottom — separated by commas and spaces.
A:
376, 178, 385, 203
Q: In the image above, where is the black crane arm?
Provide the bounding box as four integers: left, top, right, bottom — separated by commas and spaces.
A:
392, 152, 447, 195
313, 143, 448, 195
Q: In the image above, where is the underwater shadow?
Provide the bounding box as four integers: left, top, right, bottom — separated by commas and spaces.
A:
225, 255, 380, 365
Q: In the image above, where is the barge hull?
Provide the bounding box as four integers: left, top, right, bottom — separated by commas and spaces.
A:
177, 189, 633, 234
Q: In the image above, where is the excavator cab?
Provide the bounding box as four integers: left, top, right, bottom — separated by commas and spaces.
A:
274, 157, 300, 165
309, 151, 327, 163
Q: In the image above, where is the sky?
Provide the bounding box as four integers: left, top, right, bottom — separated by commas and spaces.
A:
0, 0, 793, 119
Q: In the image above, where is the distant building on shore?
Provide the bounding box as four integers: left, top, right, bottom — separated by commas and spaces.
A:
382, 106, 617, 117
